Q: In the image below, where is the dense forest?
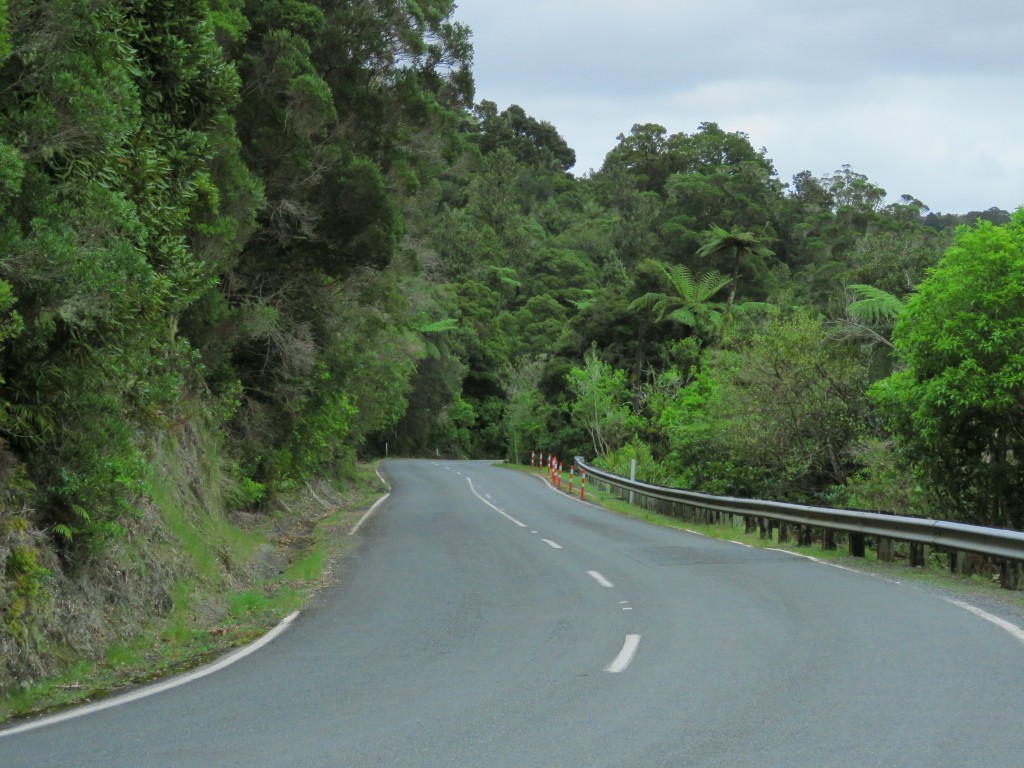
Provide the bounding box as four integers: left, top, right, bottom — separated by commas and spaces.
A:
0, 0, 1021, 689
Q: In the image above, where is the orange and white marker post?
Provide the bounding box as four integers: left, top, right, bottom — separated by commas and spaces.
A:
580, 470, 586, 501
531, 450, 535, 469
568, 465, 574, 494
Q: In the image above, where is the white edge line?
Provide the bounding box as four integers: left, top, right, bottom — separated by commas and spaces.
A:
467, 479, 527, 528
0, 612, 300, 738
765, 547, 862, 574
946, 599, 1024, 648
525, 471, 635, 511
605, 634, 641, 673
763, 548, 1024, 649
541, 539, 563, 550
349, 492, 390, 536
587, 570, 614, 588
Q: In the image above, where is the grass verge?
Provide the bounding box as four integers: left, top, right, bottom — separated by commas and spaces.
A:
0, 464, 388, 724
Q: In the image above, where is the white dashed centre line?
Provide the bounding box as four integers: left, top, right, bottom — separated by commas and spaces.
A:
542, 539, 562, 549
587, 570, 614, 588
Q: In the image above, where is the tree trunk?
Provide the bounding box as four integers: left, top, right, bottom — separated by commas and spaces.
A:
727, 247, 740, 315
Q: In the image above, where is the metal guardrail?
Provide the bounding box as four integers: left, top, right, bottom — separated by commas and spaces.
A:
575, 456, 1024, 587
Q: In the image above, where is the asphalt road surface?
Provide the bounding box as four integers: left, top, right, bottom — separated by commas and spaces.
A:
3, 459, 1023, 767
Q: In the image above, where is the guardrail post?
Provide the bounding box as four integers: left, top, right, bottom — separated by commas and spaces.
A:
1000, 560, 1023, 590
949, 550, 963, 574
848, 533, 866, 558
877, 537, 894, 562
778, 523, 790, 543
909, 542, 925, 567
823, 530, 837, 550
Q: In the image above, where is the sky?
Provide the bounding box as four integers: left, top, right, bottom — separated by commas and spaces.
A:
450, 1, 1023, 215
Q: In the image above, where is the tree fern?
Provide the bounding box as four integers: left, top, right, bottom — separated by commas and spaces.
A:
847, 284, 904, 325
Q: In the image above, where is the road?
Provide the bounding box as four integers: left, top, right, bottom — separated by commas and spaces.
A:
3, 459, 1023, 767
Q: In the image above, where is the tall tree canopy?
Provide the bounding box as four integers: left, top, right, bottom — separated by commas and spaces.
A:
873, 211, 1024, 529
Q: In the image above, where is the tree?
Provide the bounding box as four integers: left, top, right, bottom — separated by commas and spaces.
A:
872, 211, 1024, 529
841, 284, 905, 347
472, 101, 576, 173
656, 308, 870, 502
695, 225, 775, 314
566, 347, 636, 459
500, 356, 548, 464
628, 260, 730, 343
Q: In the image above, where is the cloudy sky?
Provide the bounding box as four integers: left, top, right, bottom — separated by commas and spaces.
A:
451, 1, 1023, 214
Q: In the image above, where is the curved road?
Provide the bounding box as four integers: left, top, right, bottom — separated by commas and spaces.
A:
3, 459, 1023, 766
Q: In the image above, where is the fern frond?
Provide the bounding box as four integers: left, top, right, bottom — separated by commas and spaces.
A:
663, 263, 697, 297
695, 269, 730, 299
665, 308, 697, 327
628, 292, 667, 313
847, 284, 904, 325
415, 317, 458, 334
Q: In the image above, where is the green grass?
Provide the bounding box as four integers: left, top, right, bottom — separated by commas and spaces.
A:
0, 463, 388, 724
285, 548, 326, 581
144, 446, 265, 584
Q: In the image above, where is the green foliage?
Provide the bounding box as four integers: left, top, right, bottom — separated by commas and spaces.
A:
0, 0, 1016, 689
872, 211, 1024, 528
3, 544, 48, 630
826, 438, 925, 515
1, 514, 50, 643
629, 260, 730, 342
566, 347, 638, 459
472, 101, 576, 172
695, 224, 776, 312
602, 440, 671, 486
657, 308, 870, 502
846, 284, 905, 326
500, 356, 549, 463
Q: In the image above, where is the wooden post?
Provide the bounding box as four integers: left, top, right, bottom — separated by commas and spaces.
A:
823, 530, 837, 551
1000, 560, 1024, 590
848, 533, 866, 558
877, 537, 894, 562
909, 542, 926, 567
949, 550, 964, 574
